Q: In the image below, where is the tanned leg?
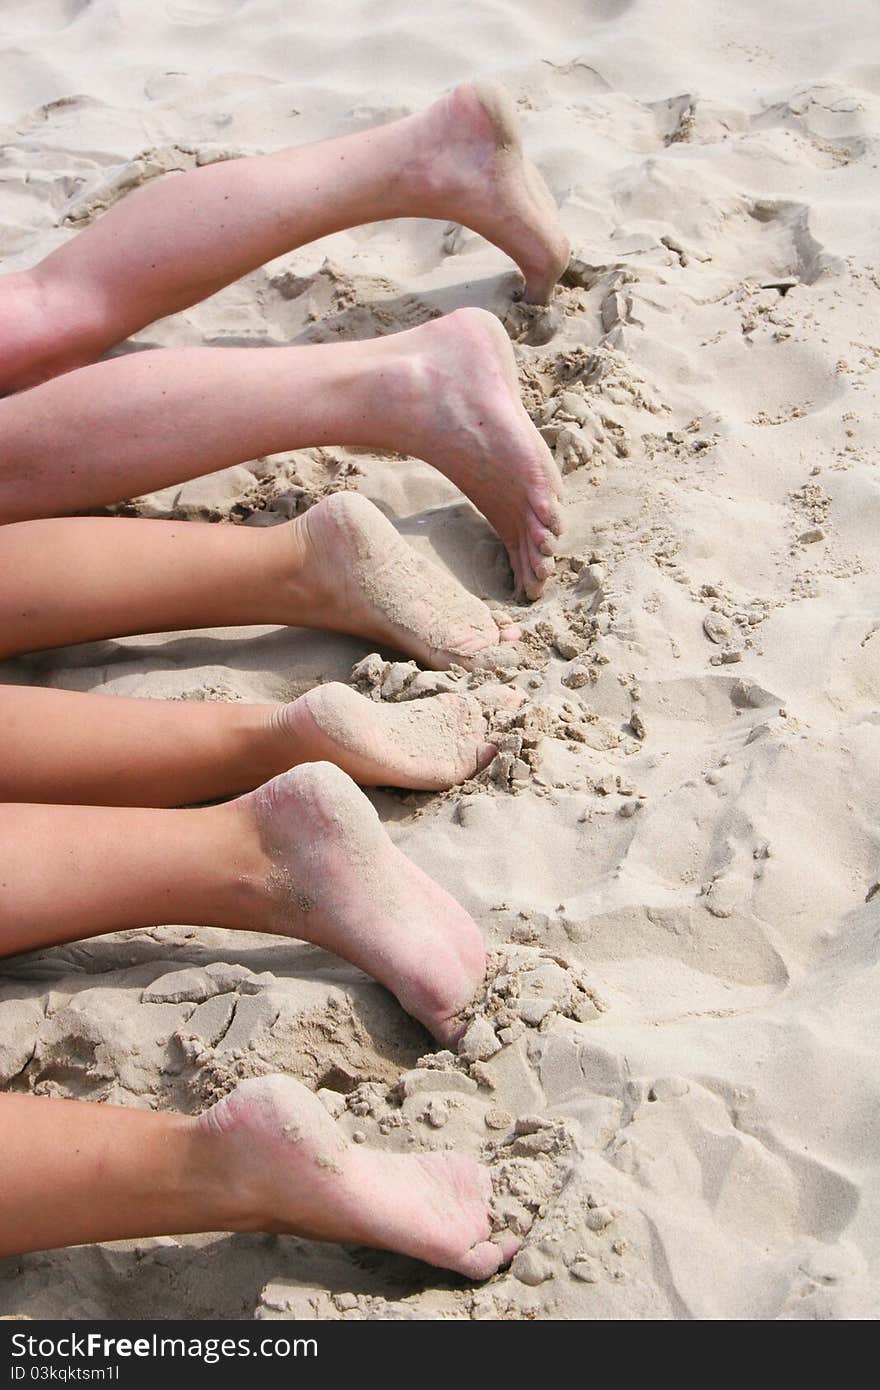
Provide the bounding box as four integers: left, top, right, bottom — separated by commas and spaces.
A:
0, 763, 485, 1043
0, 681, 503, 804
0, 495, 522, 670
0, 1079, 519, 1277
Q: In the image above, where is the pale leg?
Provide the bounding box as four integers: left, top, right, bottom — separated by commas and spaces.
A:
1, 82, 568, 394
0, 310, 562, 598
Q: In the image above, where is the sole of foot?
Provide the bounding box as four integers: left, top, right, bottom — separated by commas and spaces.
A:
278, 682, 501, 789
245, 761, 486, 1042
288, 490, 524, 668
395, 306, 564, 600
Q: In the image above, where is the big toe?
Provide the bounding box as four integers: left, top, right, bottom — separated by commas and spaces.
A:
455, 1233, 521, 1280
475, 740, 498, 772
463, 640, 527, 672
524, 259, 568, 305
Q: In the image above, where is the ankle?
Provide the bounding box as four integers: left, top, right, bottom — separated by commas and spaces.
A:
187, 1110, 264, 1233
270, 492, 368, 623
259, 510, 325, 622
361, 331, 432, 448
259, 698, 312, 773
195, 1076, 376, 1239
346, 107, 445, 221
1, 266, 112, 392
223, 702, 303, 788
196, 800, 274, 928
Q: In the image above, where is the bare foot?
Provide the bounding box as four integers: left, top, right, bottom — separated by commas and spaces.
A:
385, 307, 564, 599
413, 81, 570, 304
275, 682, 499, 789
284, 491, 522, 669
240, 761, 486, 1042
202, 1075, 520, 1277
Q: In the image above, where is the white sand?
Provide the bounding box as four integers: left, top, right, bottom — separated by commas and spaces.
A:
1, 0, 879, 1319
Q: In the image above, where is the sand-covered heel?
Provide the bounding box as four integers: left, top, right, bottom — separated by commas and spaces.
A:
471, 78, 524, 154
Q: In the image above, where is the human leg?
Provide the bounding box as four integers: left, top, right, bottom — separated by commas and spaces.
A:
0, 1077, 517, 1276
0, 82, 567, 396
0, 681, 498, 805
0, 309, 562, 598
0, 493, 521, 668
0, 762, 485, 1043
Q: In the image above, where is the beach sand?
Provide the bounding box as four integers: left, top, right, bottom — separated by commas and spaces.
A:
1, 0, 879, 1319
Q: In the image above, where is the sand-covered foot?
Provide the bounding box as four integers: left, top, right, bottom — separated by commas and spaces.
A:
414, 81, 570, 303
244, 762, 486, 1041
202, 1075, 521, 1277
286, 491, 521, 669
390, 307, 563, 599
277, 682, 499, 789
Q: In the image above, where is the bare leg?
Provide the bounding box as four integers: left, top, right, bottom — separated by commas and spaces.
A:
0, 763, 484, 1042
0, 309, 562, 599
0, 494, 522, 669
1, 82, 568, 394
0, 1078, 518, 1277
0, 682, 504, 805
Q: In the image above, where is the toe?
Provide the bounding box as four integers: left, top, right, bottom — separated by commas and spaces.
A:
455, 1236, 519, 1281
475, 740, 498, 772
453, 613, 521, 658
491, 1230, 522, 1266
436, 605, 516, 666
528, 512, 558, 558
523, 531, 541, 573
514, 535, 537, 600
518, 539, 548, 601
525, 532, 555, 585
547, 498, 564, 535
474, 681, 523, 715
465, 641, 526, 672
527, 487, 562, 533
